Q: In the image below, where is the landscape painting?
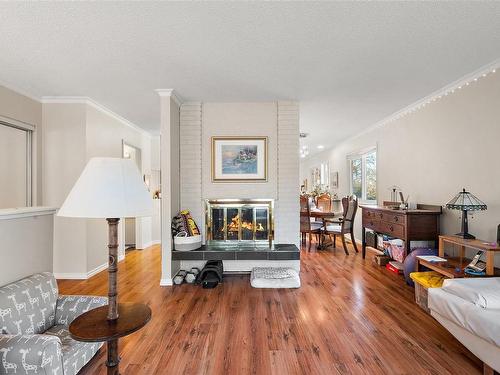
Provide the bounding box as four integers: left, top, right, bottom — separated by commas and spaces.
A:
212, 137, 267, 182
221, 145, 258, 174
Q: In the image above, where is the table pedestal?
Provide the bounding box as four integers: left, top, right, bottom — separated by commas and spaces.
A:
69, 303, 151, 375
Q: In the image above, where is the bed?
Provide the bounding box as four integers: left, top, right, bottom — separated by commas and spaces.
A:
428, 278, 500, 373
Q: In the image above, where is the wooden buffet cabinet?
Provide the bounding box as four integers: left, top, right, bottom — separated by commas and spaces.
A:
361, 204, 442, 259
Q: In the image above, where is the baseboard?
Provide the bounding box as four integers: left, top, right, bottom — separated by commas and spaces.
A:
118, 253, 125, 262
160, 278, 173, 286
87, 262, 108, 278
137, 240, 160, 249
54, 272, 87, 280
55, 255, 125, 281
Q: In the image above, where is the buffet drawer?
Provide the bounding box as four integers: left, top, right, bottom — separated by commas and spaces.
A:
379, 221, 405, 238
362, 217, 382, 232
384, 213, 404, 225
364, 210, 404, 225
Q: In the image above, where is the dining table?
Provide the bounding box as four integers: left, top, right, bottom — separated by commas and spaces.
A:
308, 208, 341, 249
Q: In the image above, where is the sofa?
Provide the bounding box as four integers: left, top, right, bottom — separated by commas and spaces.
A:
0, 272, 107, 375
428, 278, 500, 373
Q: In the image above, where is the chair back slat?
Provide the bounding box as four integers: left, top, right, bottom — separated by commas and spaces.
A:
341, 195, 358, 231
300, 195, 312, 232
316, 193, 331, 212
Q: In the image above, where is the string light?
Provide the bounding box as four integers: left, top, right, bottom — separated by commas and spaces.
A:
377, 64, 499, 127
299, 63, 499, 158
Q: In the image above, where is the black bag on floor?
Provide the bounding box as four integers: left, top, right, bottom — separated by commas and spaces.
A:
196, 260, 223, 288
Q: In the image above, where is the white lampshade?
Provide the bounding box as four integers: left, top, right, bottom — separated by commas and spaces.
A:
57, 157, 153, 218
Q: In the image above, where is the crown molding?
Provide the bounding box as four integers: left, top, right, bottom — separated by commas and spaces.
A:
345, 58, 500, 144
41, 96, 152, 137
0, 80, 42, 102
40, 96, 88, 104
155, 89, 182, 106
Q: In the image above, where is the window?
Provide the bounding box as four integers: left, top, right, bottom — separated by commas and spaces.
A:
349, 148, 376, 202
0, 119, 33, 208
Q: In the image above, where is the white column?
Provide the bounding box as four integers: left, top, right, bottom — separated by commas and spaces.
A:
276, 101, 300, 247
156, 89, 181, 286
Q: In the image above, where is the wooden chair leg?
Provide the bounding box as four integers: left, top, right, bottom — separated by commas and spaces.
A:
341, 234, 349, 255
333, 235, 336, 248
351, 230, 359, 253
308, 233, 312, 252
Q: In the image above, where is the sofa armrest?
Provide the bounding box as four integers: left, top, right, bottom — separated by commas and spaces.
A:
0, 334, 63, 375
55, 295, 108, 326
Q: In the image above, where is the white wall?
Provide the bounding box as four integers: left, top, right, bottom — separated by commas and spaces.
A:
302, 70, 500, 263
0, 125, 28, 208
43, 103, 88, 277
0, 85, 43, 205
0, 212, 54, 286
178, 101, 300, 246
159, 94, 181, 285
201, 102, 278, 201
85, 104, 152, 271
150, 136, 161, 244
43, 101, 153, 278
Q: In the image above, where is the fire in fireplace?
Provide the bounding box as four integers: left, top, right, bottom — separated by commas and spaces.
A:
205, 199, 274, 246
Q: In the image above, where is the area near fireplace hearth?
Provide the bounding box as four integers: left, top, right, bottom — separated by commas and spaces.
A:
171, 101, 300, 275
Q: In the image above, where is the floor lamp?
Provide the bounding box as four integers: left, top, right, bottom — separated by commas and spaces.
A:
57, 157, 153, 375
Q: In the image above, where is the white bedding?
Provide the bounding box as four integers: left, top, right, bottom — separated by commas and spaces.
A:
441, 278, 500, 309
428, 283, 500, 347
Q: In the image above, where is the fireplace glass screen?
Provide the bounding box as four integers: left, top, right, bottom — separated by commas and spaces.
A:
206, 200, 273, 246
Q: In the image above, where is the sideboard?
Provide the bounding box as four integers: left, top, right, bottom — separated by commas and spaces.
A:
360, 204, 442, 259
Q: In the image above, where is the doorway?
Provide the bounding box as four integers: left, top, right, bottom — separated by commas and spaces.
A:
122, 141, 142, 250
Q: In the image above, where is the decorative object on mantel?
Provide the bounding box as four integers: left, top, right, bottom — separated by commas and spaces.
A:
211, 136, 267, 182
445, 188, 487, 239
57, 157, 153, 375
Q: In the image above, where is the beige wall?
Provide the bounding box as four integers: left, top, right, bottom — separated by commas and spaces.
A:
85, 104, 153, 272
151, 136, 161, 243
201, 102, 278, 200
42, 103, 88, 276
43, 101, 153, 278
302, 71, 500, 263
0, 213, 54, 286
0, 85, 43, 205
0, 126, 27, 208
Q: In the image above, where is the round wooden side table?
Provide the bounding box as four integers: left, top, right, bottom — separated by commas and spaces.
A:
69, 303, 152, 375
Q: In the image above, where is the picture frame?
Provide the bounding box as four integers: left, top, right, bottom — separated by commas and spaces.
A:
331, 171, 339, 189
211, 136, 268, 182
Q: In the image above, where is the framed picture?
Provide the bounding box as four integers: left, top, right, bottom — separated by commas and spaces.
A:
211, 136, 268, 182
331, 171, 339, 189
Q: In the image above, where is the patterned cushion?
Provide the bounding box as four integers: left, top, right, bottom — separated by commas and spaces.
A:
45, 325, 102, 375
0, 272, 58, 335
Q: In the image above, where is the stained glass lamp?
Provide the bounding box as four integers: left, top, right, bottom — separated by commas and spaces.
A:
446, 188, 487, 239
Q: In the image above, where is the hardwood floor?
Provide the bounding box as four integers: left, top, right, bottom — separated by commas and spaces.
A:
58, 243, 482, 375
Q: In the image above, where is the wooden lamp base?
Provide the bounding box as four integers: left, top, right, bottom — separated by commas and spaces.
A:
69, 218, 152, 375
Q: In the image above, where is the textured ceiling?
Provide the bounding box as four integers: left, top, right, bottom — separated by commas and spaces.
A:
1, 2, 500, 152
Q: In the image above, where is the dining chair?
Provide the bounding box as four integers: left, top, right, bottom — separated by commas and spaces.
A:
321, 195, 359, 255
315, 193, 331, 223
316, 193, 332, 212
300, 195, 322, 251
